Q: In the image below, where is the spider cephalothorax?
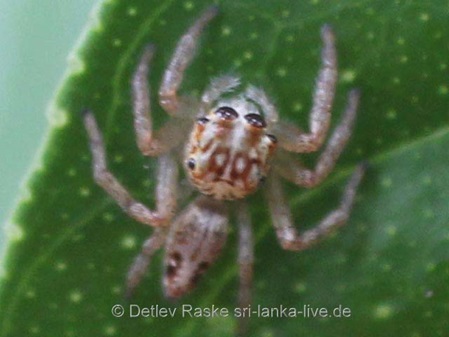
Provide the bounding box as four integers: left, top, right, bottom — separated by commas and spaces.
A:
83, 5, 366, 336
185, 97, 277, 200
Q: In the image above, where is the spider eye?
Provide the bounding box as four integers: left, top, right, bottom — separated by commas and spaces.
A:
215, 106, 238, 120
196, 117, 210, 124
244, 113, 266, 128
187, 158, 196, 170
267, 134, 277, 143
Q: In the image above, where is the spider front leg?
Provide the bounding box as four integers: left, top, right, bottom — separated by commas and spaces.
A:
275, 24, 337, 153
82, 111, 178, 227
159, 5, 219, 113
275, 89, 360, 188
236, 202, 254, 337
265, 164, 366, 251
133, 45, 192, 156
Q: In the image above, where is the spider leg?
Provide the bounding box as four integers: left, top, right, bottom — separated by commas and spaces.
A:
274, 89, 360, 188
133, 45, 192, 156
82, 110, 178, 227
159, 5, 219, 114
236, 202, 254, 337
125, 228, 167, 298
276, 25, 337, 153
265, 164, 366, 251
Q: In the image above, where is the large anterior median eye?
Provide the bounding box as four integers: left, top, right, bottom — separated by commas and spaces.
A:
215, 106, 239, 120
244, 113, 267, 128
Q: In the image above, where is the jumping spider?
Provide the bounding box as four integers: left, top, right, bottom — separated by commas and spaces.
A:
83, 5, 366, 335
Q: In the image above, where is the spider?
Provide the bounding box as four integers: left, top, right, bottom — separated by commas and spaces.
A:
82, 5, 366, 335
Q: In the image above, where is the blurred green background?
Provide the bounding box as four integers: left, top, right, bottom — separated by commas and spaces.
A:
0, 0, 94, 248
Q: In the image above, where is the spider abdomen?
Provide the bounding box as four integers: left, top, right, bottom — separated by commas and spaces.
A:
163, 197, 228, 299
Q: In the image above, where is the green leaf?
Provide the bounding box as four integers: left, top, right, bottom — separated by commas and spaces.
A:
1, 0, 449, 336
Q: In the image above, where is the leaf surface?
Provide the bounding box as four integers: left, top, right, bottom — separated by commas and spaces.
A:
1, 0, 449, 336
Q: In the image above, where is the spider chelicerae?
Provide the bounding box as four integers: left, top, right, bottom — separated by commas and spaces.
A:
82, 5, 366, 335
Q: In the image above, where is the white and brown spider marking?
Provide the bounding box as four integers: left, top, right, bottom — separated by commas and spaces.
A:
82, 5, 366, 335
